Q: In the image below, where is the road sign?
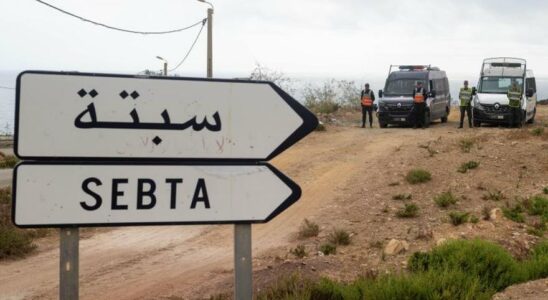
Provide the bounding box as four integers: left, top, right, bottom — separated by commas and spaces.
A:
12, 162, 300, 227
15, 71, 318, 161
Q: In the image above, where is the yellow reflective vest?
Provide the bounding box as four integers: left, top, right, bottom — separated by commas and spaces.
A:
459, 87, 473, 107
507, 86, 522, 108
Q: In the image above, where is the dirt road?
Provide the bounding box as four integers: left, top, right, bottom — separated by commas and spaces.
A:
0, 108, 546, 299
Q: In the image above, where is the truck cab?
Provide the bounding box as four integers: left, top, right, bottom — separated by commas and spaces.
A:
472, 57, 537, 126
377, 65, 451, 128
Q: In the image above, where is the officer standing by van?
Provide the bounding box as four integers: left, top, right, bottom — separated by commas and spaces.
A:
360, 83, 375, 128
507, 80, 523, 127
458, 80, 474, 128
412, 81, 427, 129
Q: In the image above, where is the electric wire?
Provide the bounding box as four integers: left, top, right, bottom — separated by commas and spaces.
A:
35, 0, 206, 35
0, 86, 15, 90
168, 19, 206, 72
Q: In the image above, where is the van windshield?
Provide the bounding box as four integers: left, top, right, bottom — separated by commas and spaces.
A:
479, 76, 523, 94
384, 79, 422, 96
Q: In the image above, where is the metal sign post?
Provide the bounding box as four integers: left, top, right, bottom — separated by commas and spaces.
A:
60, 227, 79, 300
234, 223, 252, 300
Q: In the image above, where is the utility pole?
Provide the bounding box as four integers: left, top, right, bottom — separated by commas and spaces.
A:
198, 0, 214, 78
207, 7, 213, 78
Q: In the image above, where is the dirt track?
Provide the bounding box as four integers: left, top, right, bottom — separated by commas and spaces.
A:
0, 108, 547, 299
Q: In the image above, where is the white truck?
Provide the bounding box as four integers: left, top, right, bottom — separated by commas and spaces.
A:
472, 57, 537, 127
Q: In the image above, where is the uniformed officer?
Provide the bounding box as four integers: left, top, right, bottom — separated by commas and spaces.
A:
458, 80, 474, 128
360, 83, 375, 128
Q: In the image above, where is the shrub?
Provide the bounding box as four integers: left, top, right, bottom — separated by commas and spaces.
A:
0, 155, 18, 169
319, 243, 336, 255
290, 244, 307, 258
257, 239, 548, 300
396, 203, 419, 218
482, 206, 491, 220
526, 195, 548, 216
448, 211, 469, 226
0, 226, 37, 259
392, 193, 412, 201
0, 187, 10, 204
458, 161, 479, 173
482, 190, 505, 201
405, 169, 431, 184
503, 204, 525, 223
470, 215, 479, 224
298, 219, 320, 239
459, 137, 476, 153
434, 191, 458, 208
328, 229, 351, 246
527, 221, 546, 237
408, 239, 519, 291
530, 127, 544, 136
543, 186, 548, 195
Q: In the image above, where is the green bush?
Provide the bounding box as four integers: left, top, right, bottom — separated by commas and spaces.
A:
257, 240, 548, 300
0, 226, 37, 259
392, 193, 412, 201
319, 243, 337, 255
526, 195, 548, 217
459, 137, 476, 153
434, 191, 458, 208
0, 155, 18, 169
543, 186, 548, 195
470, 215, 480, 224
408, 239, 518, 291
502, 204, 525, 223
298, 219, 320, 239
290, 244, 307, 258
448, 211, 469, 226
405, 169, 432, 184
530, 127, 544, 136
328, 229, 351, 246
0, 187, 10, 204
458, 161, 479, 173
482, 190, 505, 201
396, 203, 419, 218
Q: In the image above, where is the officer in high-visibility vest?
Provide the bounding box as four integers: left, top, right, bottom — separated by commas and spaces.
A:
458, 80, 474, 128
507, 80, 523, 127
412, 81, 427, 129
360, 83, 375, 128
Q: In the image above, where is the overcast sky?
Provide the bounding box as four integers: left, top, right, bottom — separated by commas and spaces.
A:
1, 0, 548, 80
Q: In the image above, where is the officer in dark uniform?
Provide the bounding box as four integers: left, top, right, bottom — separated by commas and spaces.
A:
412, 81, 427, 129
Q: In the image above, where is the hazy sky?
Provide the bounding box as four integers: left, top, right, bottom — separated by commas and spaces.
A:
1, 0, 548, 79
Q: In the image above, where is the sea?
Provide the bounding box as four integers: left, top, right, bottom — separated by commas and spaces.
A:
1, 70, 547, 135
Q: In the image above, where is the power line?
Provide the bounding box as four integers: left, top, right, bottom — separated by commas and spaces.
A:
35, 0, 206, 35
169, 19, 206, 72
0, 86, 15, 90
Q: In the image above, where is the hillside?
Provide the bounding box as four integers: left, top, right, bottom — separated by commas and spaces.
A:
0, 107, 547, 299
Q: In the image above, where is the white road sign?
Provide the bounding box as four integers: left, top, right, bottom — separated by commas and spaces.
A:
13, 162, 300, 227
15, 71, 317, 161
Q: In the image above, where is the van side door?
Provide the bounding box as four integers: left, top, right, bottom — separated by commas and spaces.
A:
525, 77, 537, 116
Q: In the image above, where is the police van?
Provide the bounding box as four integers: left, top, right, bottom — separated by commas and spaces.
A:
377, 65, 451, 128
472, 57, 537, 126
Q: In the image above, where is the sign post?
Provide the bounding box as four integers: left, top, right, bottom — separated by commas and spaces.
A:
13, 70, 318, 299
234, 223, 252, 300
60, 227, 79, 300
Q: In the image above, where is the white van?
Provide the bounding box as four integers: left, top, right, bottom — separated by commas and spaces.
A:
472, 57, 537, 126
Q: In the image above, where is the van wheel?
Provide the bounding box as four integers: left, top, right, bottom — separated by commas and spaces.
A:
473, 119, 481, 127
527, 108, 536, 124
441, 107, 449, 123
379, 122, 388, 128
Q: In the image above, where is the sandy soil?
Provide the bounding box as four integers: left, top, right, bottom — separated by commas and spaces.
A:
0, 107, 547, 299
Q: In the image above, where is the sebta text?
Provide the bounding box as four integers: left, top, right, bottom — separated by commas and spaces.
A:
80, 177, 211, 211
